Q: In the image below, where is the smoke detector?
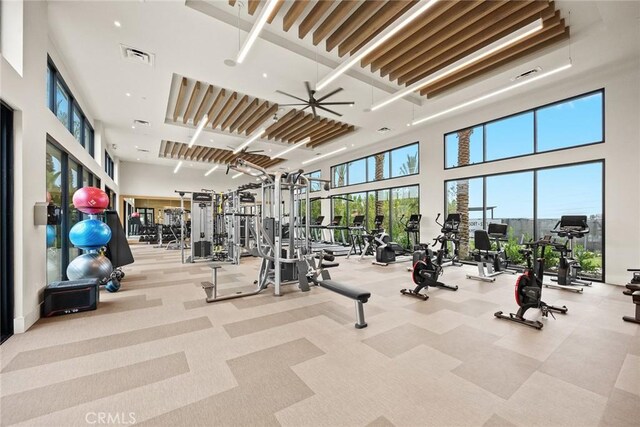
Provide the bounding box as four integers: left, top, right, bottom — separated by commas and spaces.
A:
512, 67, 542, 81
377, 127, 391, 133
120, 44, 155, 67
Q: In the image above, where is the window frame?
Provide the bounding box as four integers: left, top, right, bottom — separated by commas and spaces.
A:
443, 159, 605, 281
104, 150, 114, 179
331, 142, 419, 189
443, 89, 605, 170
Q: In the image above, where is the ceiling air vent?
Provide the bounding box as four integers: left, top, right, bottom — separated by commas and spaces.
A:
512, 67, 542, 81
377, 127, 391, 133
136, 148, 150, 153
133, 119, 150, 127
120, 44, 155, 67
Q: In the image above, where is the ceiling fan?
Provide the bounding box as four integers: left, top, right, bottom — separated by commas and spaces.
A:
276, 82, 354, 117
226, 145, 264, 155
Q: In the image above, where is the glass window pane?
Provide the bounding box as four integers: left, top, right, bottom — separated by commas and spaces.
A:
310, 199, 321, 221
446, 177, 483, 261
82, 169, 90, 187
46, 66, 52, 110
347, 192, 366, 225
376, 189, 390, 236
348, 158, 366, 185
331, 197, 346, 242
445, 126, 483, 168
391, 144, 419, 177
68, 160, 81, 263
309, 170, 321, 192
46, 144, 64, 283
390, 186, 419, 248
332, 164, 347, 188
55, 81, 70, 128
536, 162, 603, 280
367, 153, 389, 181
486, 112, 533, 161
486, 171, 534, 267
73, 107, 82, 144
536, 92, 603, 152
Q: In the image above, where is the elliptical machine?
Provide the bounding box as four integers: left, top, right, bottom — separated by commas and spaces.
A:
546, 215, 592, 293
432, 213, 462, 267
494, 235, 568, 330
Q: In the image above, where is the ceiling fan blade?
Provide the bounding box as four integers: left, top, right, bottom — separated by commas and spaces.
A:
305, 81, 313, 97
317, 105, 342, 117
320, 101, 355, 105
278, 103, 310, 106
275, 90, 308, 103
316, 87, 343, 102
300, 105, 311, 112
246, 150, 264, 154
311, 104, 317, 117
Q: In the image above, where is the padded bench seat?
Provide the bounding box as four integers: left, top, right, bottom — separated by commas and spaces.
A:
318, 280, 370, 303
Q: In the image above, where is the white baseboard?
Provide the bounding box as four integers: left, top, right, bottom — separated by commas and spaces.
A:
13, 306, 40, 333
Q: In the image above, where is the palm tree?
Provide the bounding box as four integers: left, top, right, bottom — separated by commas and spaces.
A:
336, 164, 347, 187
374, 153, 385, 222
399, 153, 418, 176
456, 128, 472, 259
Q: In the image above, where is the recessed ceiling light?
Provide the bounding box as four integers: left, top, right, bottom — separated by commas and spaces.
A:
135, 145, 138, 148
114, 21, 121, 28
351, 144, 355, 147
125, 92, 131, 97
349, 104, 354, 107
262, 73, 268, 78
136, 158, 140, 161
210, 139, 214, 142
131, 125, 135, 129
406, 123, 411, 127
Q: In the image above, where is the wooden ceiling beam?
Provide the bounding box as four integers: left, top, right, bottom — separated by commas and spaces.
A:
211, 92, 238, 129
277, 114, 315, 142
205, 89, 226, 126
178, 144, 189, 159
193, 84, 214, 125
159, 140, 166, 157
283, 0, 309, 32
423, 20, 568, 97
378, 0, 505, 76
228, 0, 237, 6
246, 103, 279, 135
239, 101, 270, 134
210, 150, 225, 163
230, 98, 259, 133
299, 1, 334, 39
164, 141, 173, 158
308, 124, 349, 147
310, 124, 354, 148
326, 1, 384, 52
267, 0, 285, 24
221, 94, 249, 131
182, 81, 201, 124
339, 0, 416, 57
393, 1, 547, 84
269, 111, 306, 139
403, 3, 555, 86
361, 0, 456, 68
312, 1, 358, 46
205, 148, 219, 163
306, 120, 338, 141
248, 0, 261, 15
288, 117, 328, 142
172, 77, 188, 122
264, 109, 297, 134
170, 141, 180, 158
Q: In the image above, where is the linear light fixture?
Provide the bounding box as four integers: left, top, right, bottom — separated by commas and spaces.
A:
173, 161, 183, 174
231, 172, 243, 179
204, 165, 219, 176
233, 128, 266, 154
371, 18, 544, 112
412, 63, 572, 126
188, 114, 209, 148
315, 0, 439, 91
236, 0, 280, 64
271, 137, 312, 159
302, 146, 347, 165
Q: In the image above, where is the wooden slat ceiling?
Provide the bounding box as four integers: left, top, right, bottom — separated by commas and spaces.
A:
170, 75, 355, 148
228, 0, 569, 98
158, 140, 285, 169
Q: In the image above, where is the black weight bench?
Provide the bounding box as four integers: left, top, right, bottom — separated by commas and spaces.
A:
317, 279, 371, 329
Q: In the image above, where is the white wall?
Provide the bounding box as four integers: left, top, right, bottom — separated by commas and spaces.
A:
310, 59, 640, 285
1, 1, 119, 332
119, 161, 254, 198
0, 0, 24, 75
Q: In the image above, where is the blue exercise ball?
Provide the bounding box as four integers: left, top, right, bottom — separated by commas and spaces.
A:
46, 225, 56, 247
69, 219, 111, 250
105, 278, 121, 293
66, 252, 113, 283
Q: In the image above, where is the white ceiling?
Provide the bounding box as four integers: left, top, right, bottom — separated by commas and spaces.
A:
47, 0, 640, 177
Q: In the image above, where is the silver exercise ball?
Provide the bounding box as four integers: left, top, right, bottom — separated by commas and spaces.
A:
66, 252, 113, 283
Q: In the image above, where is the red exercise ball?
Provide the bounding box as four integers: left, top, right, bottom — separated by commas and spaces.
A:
72, 187, 109, 214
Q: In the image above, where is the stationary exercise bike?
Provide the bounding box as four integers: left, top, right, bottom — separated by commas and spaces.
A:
494, 235, 568, 329
401, 233, 459, 300
623, 269, 640, 324
546, 215, 592, 292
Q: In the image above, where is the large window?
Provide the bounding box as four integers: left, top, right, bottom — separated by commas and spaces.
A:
444, 90, 604, 169
445, 161, 603, 280
332, 184, 419, 244
47, 58, 95, 158
105, 150, 115, 179
1, 102, 15, 342
306, 170, 322, 192
332, 142, 419, 188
